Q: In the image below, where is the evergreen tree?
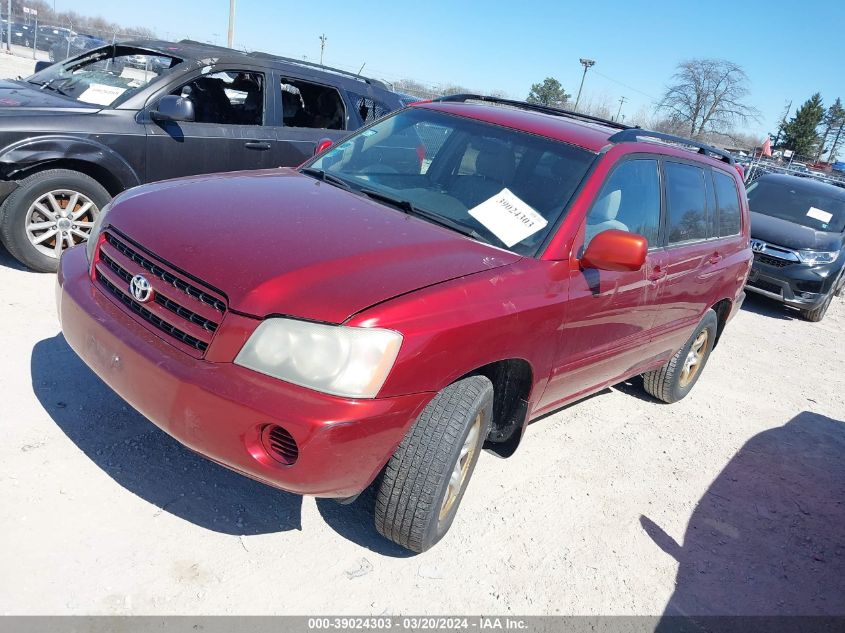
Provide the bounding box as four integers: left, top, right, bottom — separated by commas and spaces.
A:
526, 78, 571, 109
820, 98, 845, 162
782, 93, 824, 158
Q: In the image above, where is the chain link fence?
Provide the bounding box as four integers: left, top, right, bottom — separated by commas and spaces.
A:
1, 11, 156, 63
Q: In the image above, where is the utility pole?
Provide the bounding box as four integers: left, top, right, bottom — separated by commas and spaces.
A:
319, 34, 327, 66
6, 0, 11, 52
615, 96, 627, 122
226, 0, 235, 48
574, 58, 595, 113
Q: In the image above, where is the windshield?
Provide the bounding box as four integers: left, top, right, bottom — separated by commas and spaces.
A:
306, 107, 594, 256
747, 178, 845, 233
27, 45, 182, 107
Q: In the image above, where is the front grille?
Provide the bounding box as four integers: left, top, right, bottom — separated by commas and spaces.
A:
748, 278, 783, 295
94, 231, 227, 357
104, 233, 226, 313
754, 252, 792, 268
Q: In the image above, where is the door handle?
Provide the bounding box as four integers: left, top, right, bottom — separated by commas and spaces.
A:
648, 265, 666, 282
706, 252, 723, 265
244, 141, 272, 150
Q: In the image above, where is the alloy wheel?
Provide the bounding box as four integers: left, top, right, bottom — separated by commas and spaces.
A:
25, 189, 98, 260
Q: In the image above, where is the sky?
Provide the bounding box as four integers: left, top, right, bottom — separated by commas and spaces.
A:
58, 0, 844, 139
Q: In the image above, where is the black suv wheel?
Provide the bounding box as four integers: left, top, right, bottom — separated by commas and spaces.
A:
0, 169, 110, 273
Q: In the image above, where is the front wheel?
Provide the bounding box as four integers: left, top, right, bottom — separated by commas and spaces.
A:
799, 292, 834, 322
0, 169, 111, 272
374, 375, 494, 553
642, 310, 718, 404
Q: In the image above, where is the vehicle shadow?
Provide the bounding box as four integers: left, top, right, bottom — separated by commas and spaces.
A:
316, 479, 415, 558
642, 411, 845, 621
31, 334, 303, 535
0, 244, 29, 272
740, 292, 796, 320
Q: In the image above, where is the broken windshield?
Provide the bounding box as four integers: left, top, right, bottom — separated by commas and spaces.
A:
27, 45, 182, 107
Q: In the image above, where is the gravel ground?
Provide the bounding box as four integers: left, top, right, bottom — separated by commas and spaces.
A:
0, 52, 843, 617
1, 243, 843, 616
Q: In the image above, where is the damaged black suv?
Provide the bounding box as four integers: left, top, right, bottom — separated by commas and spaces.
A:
0, 40, 403, 272
746, 173, 845, 321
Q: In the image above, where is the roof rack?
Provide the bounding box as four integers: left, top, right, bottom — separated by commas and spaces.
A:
177, 40, 386, 88
434, 94, 633, 131
248, 50, 386, 87
607, 129, 734, 165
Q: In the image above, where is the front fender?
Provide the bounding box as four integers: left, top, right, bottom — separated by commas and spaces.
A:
0, 134, 141, 190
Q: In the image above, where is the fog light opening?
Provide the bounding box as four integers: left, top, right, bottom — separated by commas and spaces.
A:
260, 424, 299, 466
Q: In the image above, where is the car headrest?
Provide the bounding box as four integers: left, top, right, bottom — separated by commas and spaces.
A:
591, 189, 622, 221
474, 142, 515, 183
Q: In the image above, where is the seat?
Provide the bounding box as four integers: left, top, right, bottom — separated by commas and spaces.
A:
189, 77, 234, 124
584, 189, 628, 245
450, 141, 516, 208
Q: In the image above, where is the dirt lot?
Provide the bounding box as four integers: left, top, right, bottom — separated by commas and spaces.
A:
1, 239, 843, 616
0, 52, 843, 617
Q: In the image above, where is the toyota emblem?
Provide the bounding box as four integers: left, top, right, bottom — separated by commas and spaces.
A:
130, 274, 154, 303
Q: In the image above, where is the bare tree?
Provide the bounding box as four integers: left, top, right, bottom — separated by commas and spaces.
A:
657, 59, 759, 139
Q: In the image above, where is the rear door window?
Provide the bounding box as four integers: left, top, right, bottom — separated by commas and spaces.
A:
665, 161, 709, 245
281, 79, 346, 130
713, 171, 742, 236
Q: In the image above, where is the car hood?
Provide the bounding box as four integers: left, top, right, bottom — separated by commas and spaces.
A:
0, 80, 99, 114
750, 211, 842, 252
108, 169, 521, 322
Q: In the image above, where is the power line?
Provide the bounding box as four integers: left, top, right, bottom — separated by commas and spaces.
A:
591, 69, 657, 101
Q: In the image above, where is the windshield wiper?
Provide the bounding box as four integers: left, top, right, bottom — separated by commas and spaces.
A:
39, 78, 71, 96
299, 167, 352, 191
358, 188, 491, 244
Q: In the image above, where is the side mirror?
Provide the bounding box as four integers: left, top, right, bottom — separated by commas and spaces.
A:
150, 95, 195, 123
581, 229, 647, 272
314, 138, 333, 155
34, 61, 52, 73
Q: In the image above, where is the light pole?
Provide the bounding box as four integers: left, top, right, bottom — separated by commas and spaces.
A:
319, 34, 327, 65
574, 58, 595, 112
227, 0, 235, 48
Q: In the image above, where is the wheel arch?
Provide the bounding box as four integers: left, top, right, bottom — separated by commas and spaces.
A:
462, 357, 534, 458
0, 135, 140, 200
709, 297, 733, 348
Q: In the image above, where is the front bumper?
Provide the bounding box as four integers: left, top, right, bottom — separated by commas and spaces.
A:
745, 255, 840, 310
57, 246, 432, 498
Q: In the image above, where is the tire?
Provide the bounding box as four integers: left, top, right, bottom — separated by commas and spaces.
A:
374, 375, 494, 553
642, 309, 718, 404
0, 169, 111, 273
800, 292, 833, 322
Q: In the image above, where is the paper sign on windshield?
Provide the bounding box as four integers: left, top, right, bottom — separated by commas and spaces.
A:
807, 207, 833, 224
78, 84, 127, 106
468, 189, 547, 247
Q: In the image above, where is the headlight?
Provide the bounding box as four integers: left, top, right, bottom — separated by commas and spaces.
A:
235, 318, 402, 398
85, 201, 112, 263
797, 250, 838, 266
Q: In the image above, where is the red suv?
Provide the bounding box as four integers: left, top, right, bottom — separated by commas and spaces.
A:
56, 95, 751, 552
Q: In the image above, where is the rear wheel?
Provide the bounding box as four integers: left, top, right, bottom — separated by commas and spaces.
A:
799, 292, 833, 322
642, 310, 718, 404
0, 169, 111, 272
374, 375, 493, 553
